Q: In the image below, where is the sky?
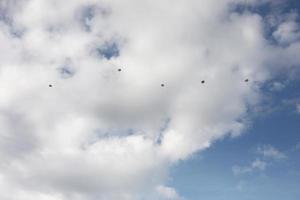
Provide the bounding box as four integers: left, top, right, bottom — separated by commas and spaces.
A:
0, 0, 299, 200
170, 79, 300, 200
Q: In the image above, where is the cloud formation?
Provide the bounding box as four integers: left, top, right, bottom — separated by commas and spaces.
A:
257, 145, 287, 160
0, 0, 299, 199
233, 145, 287, 176
232, 159, 267, 175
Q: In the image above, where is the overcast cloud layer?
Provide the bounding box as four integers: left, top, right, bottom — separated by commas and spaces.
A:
0, 0, 300, 199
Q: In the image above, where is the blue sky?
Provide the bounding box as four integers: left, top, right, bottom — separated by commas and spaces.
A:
167, 2, 300, 199
170, 78, 300, 200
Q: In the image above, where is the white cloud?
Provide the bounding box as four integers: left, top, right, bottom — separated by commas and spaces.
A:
232, 159, 267, 175
156, 185, 183, 200
296, 104, 300, 113
257, 145, 287, 160
0, 0, 299, 199
270, 81, 285, 91
273, 20, 300, 46
233, 145, 287, 176
251, 158, 267, 170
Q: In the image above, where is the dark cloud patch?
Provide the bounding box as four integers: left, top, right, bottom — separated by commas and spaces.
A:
0, 2, 12, 24
96, 41, 120, 60
0, 3, 24, 38
155, 118, 171, 145
80, 6, 95, 31
78, 4, 111, 32
58, 60, 76, 79
9, 26, 24, 38
59, 66, 75, 79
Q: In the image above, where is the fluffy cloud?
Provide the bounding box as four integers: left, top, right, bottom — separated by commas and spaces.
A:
0, 0, 299, 199
272, 15, 300, 46
232, 159, 267, 175
233, 145, 287, 176
257, 145, 287, 160
156, 185, 183, 200
270, 81, 286, 91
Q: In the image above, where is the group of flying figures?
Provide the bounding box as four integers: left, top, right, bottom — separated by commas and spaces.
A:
48, 68, 249, 87
160, 79, 249, 87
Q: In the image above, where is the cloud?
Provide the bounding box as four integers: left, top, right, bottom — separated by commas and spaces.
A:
273, 18, 300, 46
251, 158, 267, 170
296, 104, 300, 113
156, 185, 183, 200
269, 81, 286, 91
0, 0, 299, 199
233, 145, 288, 176
257, 145, 287, 160
232, 159, 267, 175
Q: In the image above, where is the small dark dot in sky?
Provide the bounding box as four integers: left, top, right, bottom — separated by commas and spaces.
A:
201, 80, 205, 84
161, 84, 165, 87
49, 84, 53, 87
118, 68, 122, 72
245, 79, 249, 82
